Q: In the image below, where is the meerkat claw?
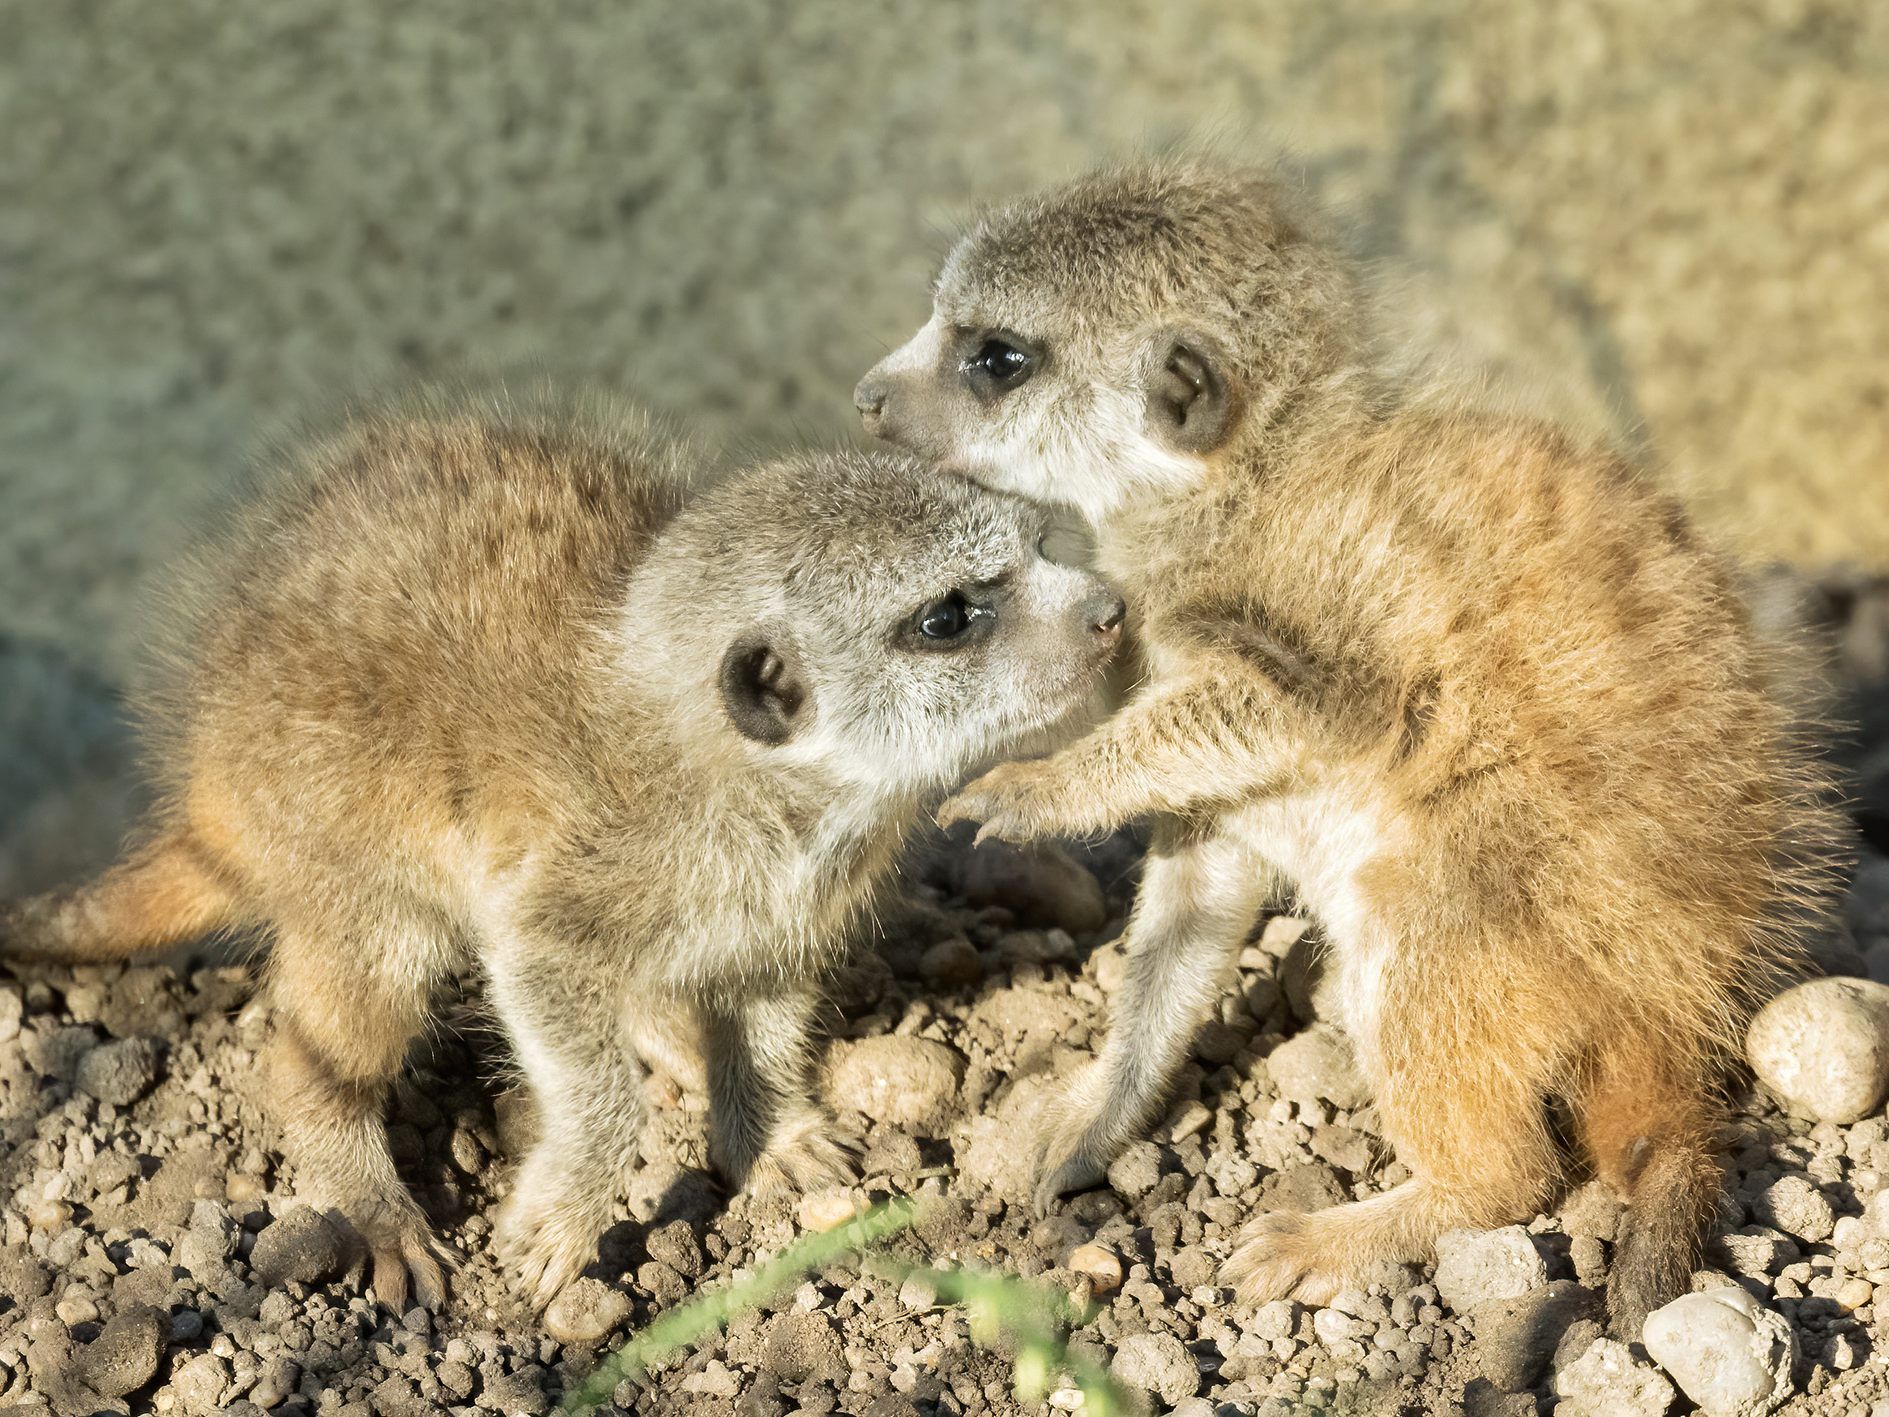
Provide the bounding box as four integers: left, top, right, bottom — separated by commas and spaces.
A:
744, 1116, 860, 1196
493, 1187, 604, 1311
941, 763, 1057, 844
1222, 1211, 1342, 1309
331, 1199, 452, 1313
368, 1233, 450, 1313
1032, 1153, 1109, 1217
1030, 1111, 1113, 1214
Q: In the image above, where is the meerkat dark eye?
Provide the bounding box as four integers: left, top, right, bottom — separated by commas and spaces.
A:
920, 592, 972, 639
960, 334, 1038, 402
906, 590, 994, 650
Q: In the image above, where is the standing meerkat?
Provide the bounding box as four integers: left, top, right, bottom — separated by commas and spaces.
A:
854, 161, 1843, 1334
1, 398, 1125, 1309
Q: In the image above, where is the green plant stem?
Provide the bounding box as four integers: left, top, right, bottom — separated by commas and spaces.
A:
559, 1200, 916, 1412
558, 1195, 1134, 1416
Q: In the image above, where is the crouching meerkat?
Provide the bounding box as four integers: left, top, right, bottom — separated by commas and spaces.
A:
854, 161, 1844, 1333
1, 398, 1126, 1309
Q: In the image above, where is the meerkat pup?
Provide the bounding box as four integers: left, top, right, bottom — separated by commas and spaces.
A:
1, 397, 1125, 1309
854, 161, 1842, 1333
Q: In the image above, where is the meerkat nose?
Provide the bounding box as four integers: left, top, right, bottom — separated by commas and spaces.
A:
854, 377, 889, 429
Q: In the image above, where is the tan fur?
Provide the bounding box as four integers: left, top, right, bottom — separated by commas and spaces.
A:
2, 392, 1122, 1309
858, 159, 1845, 1335
0, 827, 239, 964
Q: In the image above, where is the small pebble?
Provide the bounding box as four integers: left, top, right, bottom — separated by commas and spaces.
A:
542, 1277, 631, 1346
248, 1206, 345, 1287
797, 1188, 865, 1232
1110, 1331, 1199, 1406
1554, 1335, 1676, 1417
76, 1036, 162, 1106
56, 1293, 100, 1326
1067, 1243, 1123, 1294
1753, 1174, 1836, 1244
77, 1304, 167, 1399
1433, 1226, 1548, 1313
826, 1035, 965, 1126
1835, 1277, 1875, 1312
1265, 1025, 1369, 1109
918, 937, 982, 987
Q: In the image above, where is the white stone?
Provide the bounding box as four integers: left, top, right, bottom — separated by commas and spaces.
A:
1554, 1335, 1676, 1417
1264, 1026, 1370, 1110
826, 1035, 964, 1127
1642, 1286, 1795, 1417
1433, 1226, 1548, 1313
1109, 1331, 1198, 1406
542, 1276, 631, 1346
1746, 977, 1889, 1124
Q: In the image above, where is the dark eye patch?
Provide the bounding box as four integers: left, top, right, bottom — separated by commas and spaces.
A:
919, 592, 972, 639
902, 588, 996, 651
957, 329, 1041, 403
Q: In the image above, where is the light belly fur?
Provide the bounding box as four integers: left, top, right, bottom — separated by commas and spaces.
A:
1229, 786, 1396, 1076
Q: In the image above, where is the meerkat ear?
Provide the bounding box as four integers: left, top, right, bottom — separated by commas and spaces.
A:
719, 633, 808, 745
1145, 331, 1236, 454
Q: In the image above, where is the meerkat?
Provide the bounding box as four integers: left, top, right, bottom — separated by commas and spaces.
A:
853, 160, 1844, 1334
1, 396, 1125, 1310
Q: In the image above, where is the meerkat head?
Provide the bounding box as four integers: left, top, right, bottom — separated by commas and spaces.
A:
619, 450, 1124, 794
855, 160, 1368, 525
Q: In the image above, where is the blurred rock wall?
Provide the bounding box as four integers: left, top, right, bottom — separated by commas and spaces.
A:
3, 0, 1885, 888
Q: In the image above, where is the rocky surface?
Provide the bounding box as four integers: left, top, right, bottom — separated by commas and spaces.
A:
1, 822, 1888, 1416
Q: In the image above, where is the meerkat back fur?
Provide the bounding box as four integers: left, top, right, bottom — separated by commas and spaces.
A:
855, 160, 1844, 1335
2, 395, 1125, 1309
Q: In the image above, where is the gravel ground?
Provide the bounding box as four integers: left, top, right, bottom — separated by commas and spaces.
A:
1, 587, 1886, 1417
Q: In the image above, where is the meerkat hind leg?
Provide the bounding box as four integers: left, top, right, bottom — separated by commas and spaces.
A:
486, 943, 648, 1308
266, 922, 451, 1311
1224, 963, 1560, 1305
1034, 824, 1270, 1212
704, 990, 856, 1195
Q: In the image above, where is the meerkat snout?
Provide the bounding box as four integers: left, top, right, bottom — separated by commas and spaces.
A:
1084, 591, 1127, 643
853, 374, 889, 432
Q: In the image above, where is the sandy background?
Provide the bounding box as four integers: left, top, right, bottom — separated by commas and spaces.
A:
3, 0, 1887, 891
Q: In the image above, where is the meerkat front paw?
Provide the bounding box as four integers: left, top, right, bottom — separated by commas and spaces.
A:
743, 1112, 860, 1196
1221, 1210, 1344, 1308
1030, 1079, 1117, 1214
493, 1179, 609, 1310
331, 1195, 452, 1312
937, 760, 1061, 845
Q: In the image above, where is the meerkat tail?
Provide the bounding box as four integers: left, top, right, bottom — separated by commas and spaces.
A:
0, 825, 238, 964
1606, 1133, 1721, 1338
1575, 1041, 1723, 1338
